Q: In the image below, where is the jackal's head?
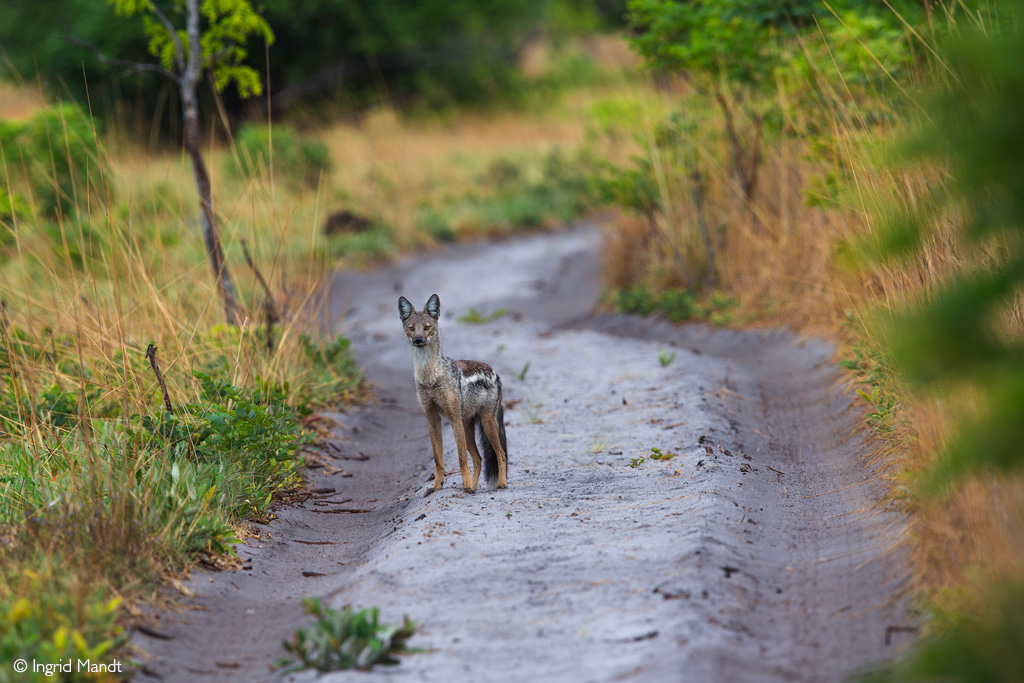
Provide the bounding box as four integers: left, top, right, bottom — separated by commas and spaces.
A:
398, 294, 440, 348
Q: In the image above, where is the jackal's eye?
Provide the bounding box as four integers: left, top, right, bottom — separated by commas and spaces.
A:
423, 323, 432, 330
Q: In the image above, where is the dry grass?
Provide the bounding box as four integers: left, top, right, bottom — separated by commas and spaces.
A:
601, 58, 1024, 629
318, 106, 587, 246
0, 78, 44, 120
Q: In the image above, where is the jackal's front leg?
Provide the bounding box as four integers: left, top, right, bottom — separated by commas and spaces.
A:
426, 411, 445, 494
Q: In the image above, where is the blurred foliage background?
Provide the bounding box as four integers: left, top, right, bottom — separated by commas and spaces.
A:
0, 0, 628, 141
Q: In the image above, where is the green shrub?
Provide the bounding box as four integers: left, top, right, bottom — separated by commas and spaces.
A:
857, 5, 1024, 679
326, 226, 395, 265
0, 187, 29, 246
613, 285, 658, 316
229, 124, 332, 188
415, 205, 457, 242
871, 4, 1024, 487
659, 289, 699, 323
0, 103, 111, 218
424, 148, 598, 236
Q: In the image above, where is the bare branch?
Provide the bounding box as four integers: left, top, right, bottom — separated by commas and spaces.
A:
66, 36, 180, 83
149, 2, 186, 73
145, 343, 174, 414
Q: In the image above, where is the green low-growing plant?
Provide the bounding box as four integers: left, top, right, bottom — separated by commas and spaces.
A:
0, 567, 125, 682
838, 341, 904, 438
277, 598, 418, 674
628, 455, 645, 468
658, 349, 676, 367
612, 286, 739, 326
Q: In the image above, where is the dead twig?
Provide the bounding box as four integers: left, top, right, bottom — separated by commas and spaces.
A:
145, 343, 173, 413
240, 238, 279, 352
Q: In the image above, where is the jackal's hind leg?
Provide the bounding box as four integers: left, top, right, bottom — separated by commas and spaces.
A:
481, 413, 507, 489
463, 417, 482, 490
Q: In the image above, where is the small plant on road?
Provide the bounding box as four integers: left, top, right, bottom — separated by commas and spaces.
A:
628, 455, 645, 468
658, 349, 676, 367
524, 396, 544, 424
458, 307, 510, 324
649, 447, 675, 461
513, 361, 531, 381
277, 598, 418, 673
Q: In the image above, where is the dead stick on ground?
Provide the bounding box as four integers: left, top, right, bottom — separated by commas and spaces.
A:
145, 343, 173, 413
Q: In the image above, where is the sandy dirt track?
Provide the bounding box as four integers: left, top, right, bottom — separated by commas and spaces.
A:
136, 226, 909, 682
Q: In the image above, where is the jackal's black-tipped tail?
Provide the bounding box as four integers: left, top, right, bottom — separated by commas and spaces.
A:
481, 381, 507, 486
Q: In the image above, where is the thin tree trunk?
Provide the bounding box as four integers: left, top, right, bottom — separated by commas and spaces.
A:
712, 84, 761, 201
691, 169, 717, 290
182, 0, 242, 325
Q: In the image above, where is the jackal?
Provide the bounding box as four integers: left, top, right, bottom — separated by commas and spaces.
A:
398, 294, 508, 494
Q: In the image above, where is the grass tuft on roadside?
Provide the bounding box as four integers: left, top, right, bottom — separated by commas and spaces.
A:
277, 599, 418, 674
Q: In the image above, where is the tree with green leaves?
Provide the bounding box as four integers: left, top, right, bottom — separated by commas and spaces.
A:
85, 0, 274, 324
625, 0, 805, 201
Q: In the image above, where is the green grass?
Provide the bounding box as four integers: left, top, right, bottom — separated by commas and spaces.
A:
0, 96, 364, 677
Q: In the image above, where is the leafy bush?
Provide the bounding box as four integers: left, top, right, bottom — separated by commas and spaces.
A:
872, 6, 1024, 487
0, 103, 111, 217
854, 5, 1024, 680
278, 599, 418, 673
325, 225, 395, 265
228, 124, 332, 188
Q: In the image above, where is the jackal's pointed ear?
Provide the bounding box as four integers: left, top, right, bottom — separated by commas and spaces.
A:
425, 293, 441, 319
398, 297, 414, 322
